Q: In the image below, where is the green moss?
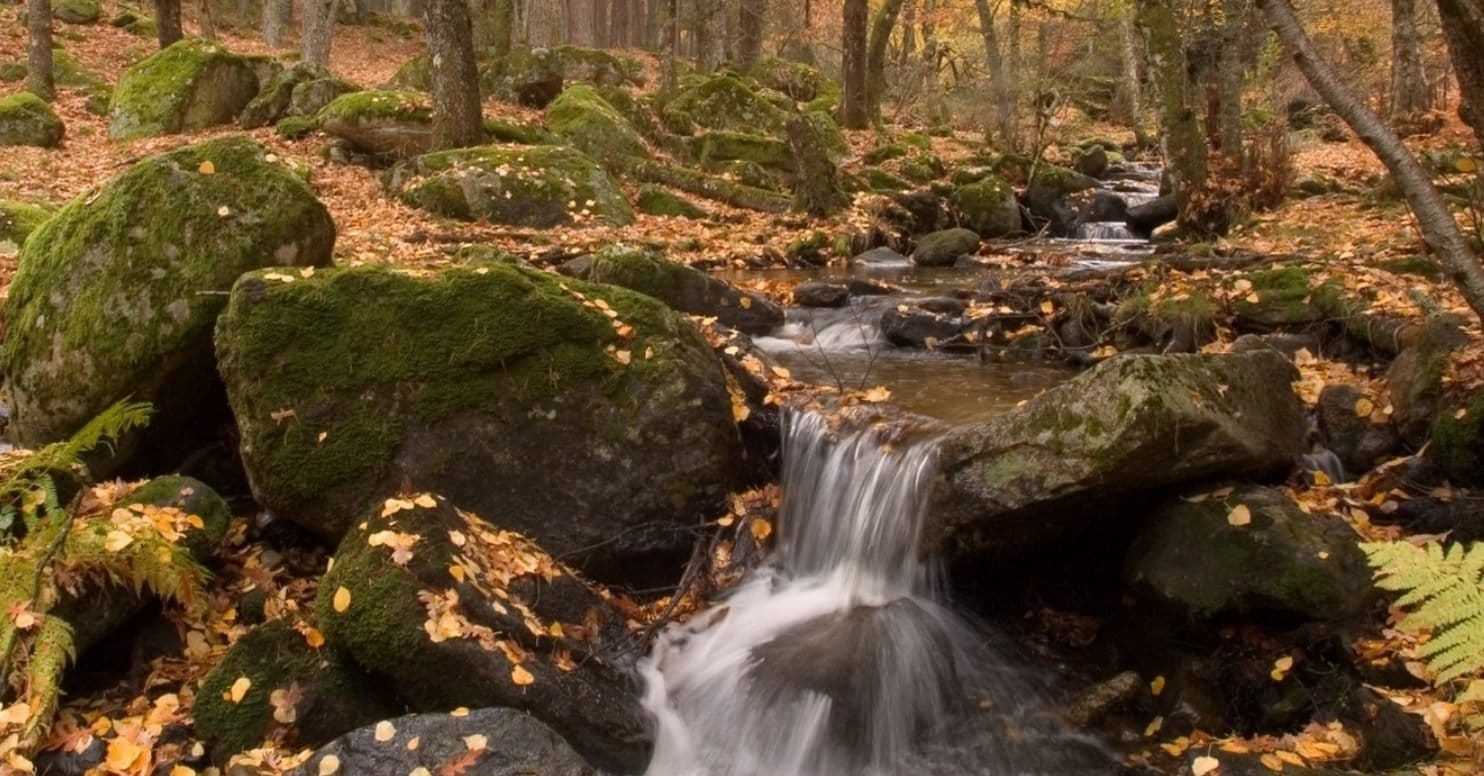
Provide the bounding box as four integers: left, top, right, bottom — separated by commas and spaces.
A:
1230, 264, 1342, 326
120, 475, 229, 560
108, 39, 262, 140
1429, 391, 1484, 485
388, 54, 430, 91
0, 92, 64, 148
0, 199, 54, 249
318, 89, 430, 123
864, 143, 908, 165
124, 17, 157, 37
1378, 255, 1444, 280
54, 0, 101, 23
276, 115, 319, 139
592, 85, 659, 139
0, 63, 25, 83
398, 144, 634, 227
696, 130, 790, 168
892, 152, 945, 183
951, 175, 1020, 236
636, 184, 706, 219
662, 73, 787, 136
482, 117, 551, 145
863, 167, 911, 192
750, 57, 839, 107
544, 84, 648, 163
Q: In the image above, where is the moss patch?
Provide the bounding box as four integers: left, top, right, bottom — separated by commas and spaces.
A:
544, 84, 648, 163
395, 144, 633, 227
108, 39, 263, 140
637, 184, 706, 219
662, 73, 788, 136
0, 199, 53, 251
0, 92, 65, 148
696, 130, 790, 169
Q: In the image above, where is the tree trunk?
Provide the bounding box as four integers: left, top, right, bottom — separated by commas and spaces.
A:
1113, 9, 1144, 139
842, 0, 868, 128
738, 0, 762, 70
425, 0, 484, 150
491, 0, 516, 58
302, 0, 340, 67
612, 0, 632, 48
662, 0, 679, 90
1258, 0, 1484, 321
974, 0, 1011, 144
26, 0, 53, 102
199, 0, 217, 39
155, 0, 183, 47
1436, 0, 1484, 148
865, 0, 907, 120
1137, 0, 1209, 230
1216, 0, 1245, 160
263, 0, 291, 47
1391, 0, 1429, 116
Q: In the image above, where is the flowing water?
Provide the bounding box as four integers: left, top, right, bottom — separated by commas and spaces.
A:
639, 410, 1110, 775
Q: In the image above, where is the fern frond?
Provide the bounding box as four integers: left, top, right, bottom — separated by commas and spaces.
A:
18, 615, 74, 746
1362, 540, 1484, 683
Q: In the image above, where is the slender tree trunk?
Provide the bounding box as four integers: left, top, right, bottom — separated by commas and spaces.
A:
662, 0, 679, 90
899, 0, 917, 66
1259, 0, 1484, 320
1391, 0, 1429, 116
974, 0, 1010, 144
842, 0, 868, 128
1137, 0, 1210, 229
612, 0, 632, 48
865, 0, 907, 120
593, 0, 609, 46
738, 0, 762, 70
426, 0, 484, 149
1436, 0, 1484, 149
155, 0, 183, 47
302, 0, 340, 67
26, 0, 53, 101
199, 0, 218, 39
491, 0, 516, 58
1113, 10, 1143, 135
263, 0, 291, 47
1217, 0, 1245, 160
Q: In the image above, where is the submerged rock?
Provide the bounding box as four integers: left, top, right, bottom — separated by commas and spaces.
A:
390, 144, 633, 227
317, 495, 649, 772
587, 245, 783, 335
932, 351, 1306, 557
2, 136, 334, 473
108, 39, 269, 140
214, 262, 742, 573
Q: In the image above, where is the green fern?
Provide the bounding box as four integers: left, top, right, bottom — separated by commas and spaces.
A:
1360, 540, 1484, 683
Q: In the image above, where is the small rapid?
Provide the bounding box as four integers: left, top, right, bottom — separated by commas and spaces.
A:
639, 409, 1109, 775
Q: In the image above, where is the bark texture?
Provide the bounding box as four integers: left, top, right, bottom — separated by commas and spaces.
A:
842, 0, 869, 128
155, 0, 183, 47
26, 0, 53, 102
1137, 0, 1208, 226
865, 0, 907, 119
426, 0, 484, 150
1436, 0, 1484, 148
1391, 0, 1430, 116
302, 0, 340, 67
262, 0, 291, 47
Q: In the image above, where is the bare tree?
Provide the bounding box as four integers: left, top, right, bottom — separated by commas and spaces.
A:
1258, 0, 1484, 320
302, 0, 341, 67
974, 0, 1011, 143
155, 0, 183, 47
865, 0, 907, 119
1215, 0, 1246, 160
842, 0, 868, 128
738, 0, 763, 70
1436, 0, 1484, 148
263, 0, 291, 47
1113, 8, 1145, 142
27, 0, 53, 101
1391, 0, 1430, 116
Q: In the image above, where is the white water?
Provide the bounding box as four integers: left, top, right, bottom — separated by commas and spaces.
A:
639, 409, 1108, 776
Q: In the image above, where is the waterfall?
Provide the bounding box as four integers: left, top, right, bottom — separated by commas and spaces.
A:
639, 409, 1109, 776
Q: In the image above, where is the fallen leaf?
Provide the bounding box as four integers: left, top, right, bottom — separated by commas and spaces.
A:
1192, 755, 1221, 776
317, 754, 341, 775
333, 586, 352, 612
227, 676, 252, 703
511, 664, 535, 686
198, 160, 215, 175
1227, 504, 1253, 527
374, 720, 396, 742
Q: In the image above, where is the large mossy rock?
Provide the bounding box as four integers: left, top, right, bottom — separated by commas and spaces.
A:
390, 145, 633, 227
240, 62, 356, 129
544, 84, 648, 163
484, 45, 643, 108
912, 228, 980, 267
950, 175, 1021, 238
1124, 485, 1373, 620
636, 184, 705, 219
750, 57, 840, 108
0, 199, 53, 253
1, 136, 335, 469
54, 0, 101, 24
194, 621, 398, 764
316, 495, 649, 772
695, 130, 791, 169
317, 89, 433, 158
294, 709, 597, 776
1386, 314, 1469, 447
0, 92, 64, 148
931, 351, 1307, 557
662, 73, 788, 136
214, 262, 742, 571
1024, 164, 1097, 236
108, 39, 268, 140
586, 246, 783, 335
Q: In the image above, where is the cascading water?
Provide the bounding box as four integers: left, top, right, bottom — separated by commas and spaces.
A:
639, 409, 1109, 775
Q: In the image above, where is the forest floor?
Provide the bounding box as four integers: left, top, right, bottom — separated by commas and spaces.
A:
2, 4, 1484, 775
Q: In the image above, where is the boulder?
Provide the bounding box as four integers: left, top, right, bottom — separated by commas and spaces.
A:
792, 281, 849, 308
1231, 265, 1341, 329
194, 621, 397, 764
912, 228, 979, 267
241, 62, 356, 129
1126, 193, 1178, 236
932, 351, 1307, 557
318, 89, 432, 159
53, 0, 100, 24
388, 54, 430, 91
950, 176, 1020, 238
1316, 383, 1401, 476
1024, 164, 1097, 236
214, 262, 743, 572
544, 84, 649, 163
1386, 313, 1469, 447
586, 246, 783, 335
0, 92, 64, 148
750, 57, 840, 107
1, 136, 335, 472
851, 246, 911, 271
108, 39, 269, 140
881, 305, 962, 348
636, 184, 706, 219
662, 73, 788, 136
785, 112, 849, 217
389, 145, 634, 227
0, 199, 51, 253
1124, 484, 1373, 619
288, 76, 358, 120
1074, 144, 1108, 178
293, 709, 597, 776
696, 130, 791, 169
316, 495, 650, 772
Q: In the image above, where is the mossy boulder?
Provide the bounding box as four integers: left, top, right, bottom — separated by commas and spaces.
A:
108, 39, 269, 140
54, 0, 101, 24
482, 116, 552, 145
1024, 164, 1098, 236
950, 175, 1020, 238
214, 262, 743, 572
932, 351, 1307, 559
1125, 485, 1373, 619
1385, 314, 1469, 447
241, 62, 356, 129
1115, 286, 1220, 353
389, 144, 633, 227
316, 495, 649, 772
751, 57, 839, 106
120, 474, 231, 559
1, 136, 335, 470
546, 44, 643, 87
911, 228, 979, 267
636, 184, 706, 219
317, 89, 433, 158
544, 84, 649, 163
194, 621, 398, 764
587, 245, 783, 335
695, 130, 791, 169
0, 199, 53, 253
1230, 265, 1342, 328
662, 73, 788, 136
276, 115, 318, 139
0, 92, 64, 148
294, 709, 598, 776
1428, 388, 1484, 486
388, 53, 430, 91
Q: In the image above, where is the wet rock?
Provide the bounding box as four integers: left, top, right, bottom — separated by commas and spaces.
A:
950, 176, 1021, 238
293, 709, 597, 776
848, 278, 896, 296
1075, 145, 1109, 179
1024, 165, 1097, 236
587, 245, 783, 335
318, 495, 648, 772
1335, 687, 1435, 769
793, 281, 850, 308
932, 352, 1306, 557
1125, 193, 1178, 236
1065, 671, 1141, 726
917, 297, 966, 316
1386, 313, 1468, 447
1230, 332, 1324, 359
912, 228, 980, 268
881, 305, 962, 348
852, 246, 911, 271
1316, 384, 1402, 475
1076, 189, 1128, 225
1124, 484, 1374, 620
108, 39, 268, 140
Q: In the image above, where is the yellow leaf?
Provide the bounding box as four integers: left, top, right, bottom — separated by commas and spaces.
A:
104, 530, 134, 552
170, 766, 197, 776
862, 386, 892, 403
1150, 675, 1166, 696
105, 738, 147, 771
1260, 753, 1285, 770
548, 622, 565, 638
1246, 292, 1261, 304
1144, 715, 1164, 736
1233, 278, 1253, 292
1192, 755, 1221, 776
302, 627, 325, 648
413, 494, 437, 508
317, 754, 341, 775
1354, 397, 1375, 417
1160, 737, 1190, 757
333, 586, 351, 613
1227, 504, 1252, 527
1455, 408, 1468, 420
511, 664, 535, 685
771, 365, 792, 379
1275, 750, 1306, 766
198, 160, 215, 175
717, 515, 735, 527
613, 350, 632, 365
739, 296, 753, 309
1040, 300, 1055, 314
1271, 655, 1295, 681
374, 720, 396, 742
448, 529, 467, 546
450, 707, 470, 717
750, 518, 773, 542
464, 733, 489, 750
410, 769, 430, 776
227, 676, 252, 703
449, 564, 466, 582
